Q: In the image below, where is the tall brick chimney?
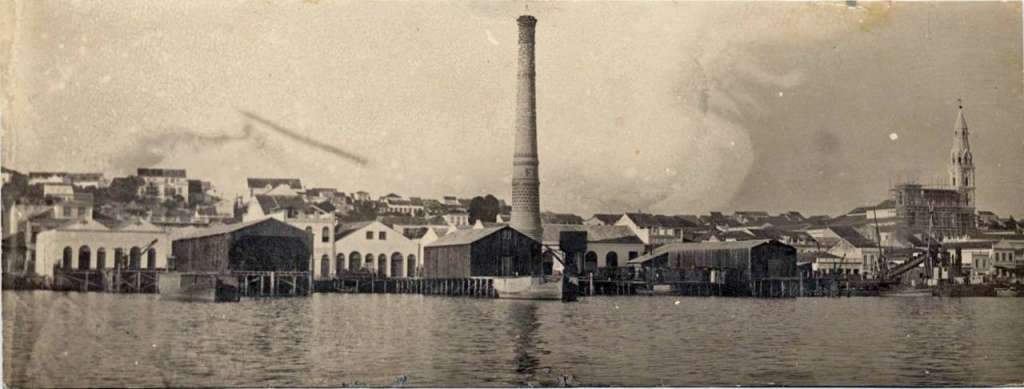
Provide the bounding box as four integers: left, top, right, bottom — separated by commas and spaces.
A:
510, 15, 542, 242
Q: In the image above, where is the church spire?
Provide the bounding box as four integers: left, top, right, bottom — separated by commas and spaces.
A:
949, 99, 975, 195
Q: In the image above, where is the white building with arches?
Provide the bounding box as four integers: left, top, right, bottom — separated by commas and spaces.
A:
333, 220, 419, 278
33, 218, 171, 277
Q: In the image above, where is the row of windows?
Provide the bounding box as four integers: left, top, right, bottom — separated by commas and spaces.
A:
304, 226, 333, 243
366, 231, 386, 240
318, 252, 416, 278
59, 245, 157, 270
995, 252, 1015, 262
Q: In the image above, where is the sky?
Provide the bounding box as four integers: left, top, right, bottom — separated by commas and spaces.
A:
2, 1, 1022, 217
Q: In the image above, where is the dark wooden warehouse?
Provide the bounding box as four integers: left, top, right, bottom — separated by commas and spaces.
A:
171, 218, 312, 272
423, 226, 542, 279
628, 239, 798, 296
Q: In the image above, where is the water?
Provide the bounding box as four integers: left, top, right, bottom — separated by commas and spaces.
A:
4, 291, 1024, 387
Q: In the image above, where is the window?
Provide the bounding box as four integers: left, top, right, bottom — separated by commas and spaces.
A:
321, 255, 330, 278
366, 231, 374, 240
96, 248, 107, 270
321, 227, 330, 243
63, 206, 71, 217
62, 247, 73, 269
379, 231, 387, 240
305, 227, 314, 240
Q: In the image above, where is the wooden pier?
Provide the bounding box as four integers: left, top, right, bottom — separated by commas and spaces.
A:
52, 269, 163, 293
236, 271, 310, 298
316, 276, 498, 298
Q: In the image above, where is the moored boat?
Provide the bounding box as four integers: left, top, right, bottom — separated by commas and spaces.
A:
488, 275, 562, 300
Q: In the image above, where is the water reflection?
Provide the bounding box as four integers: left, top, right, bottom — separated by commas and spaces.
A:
507, 302, 541, 376
4, 292, 1024, 387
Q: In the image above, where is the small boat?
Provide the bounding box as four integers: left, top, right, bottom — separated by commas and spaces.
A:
488, 275, 562, 300
159, 272, 240, 302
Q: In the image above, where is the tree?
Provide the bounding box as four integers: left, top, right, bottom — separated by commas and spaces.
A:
468, 194, 500, 224
107, 176, 144, 203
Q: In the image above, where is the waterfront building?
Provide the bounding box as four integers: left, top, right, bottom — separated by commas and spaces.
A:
33, 218, 171, 277
423, 225, 541, 279
542, 224, 644, 274
627, 240, 798, 295
333, 220, 418, 278
243, 193, 336, 279
799, 251, 863, 276
171, 218, 310, 274
401, 226, 450, 273
825, 226, 883, 277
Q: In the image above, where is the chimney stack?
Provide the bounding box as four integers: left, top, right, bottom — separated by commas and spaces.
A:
510, 15, 542, 242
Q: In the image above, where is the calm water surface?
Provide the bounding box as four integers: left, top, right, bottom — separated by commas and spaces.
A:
4, 291, 1024, 387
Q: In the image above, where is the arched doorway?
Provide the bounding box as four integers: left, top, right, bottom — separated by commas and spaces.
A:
129, 247, 142, 270
96, 248, 107, 270
336, 253, 345, 276
365, 253, 374, 273
62, 247, 73, 269
114, 248, 125, 269
407, 254, 416, 278
583, 251, 598, 274
78, 246, 91, 270
606, 252, 619, 268
147, 249, 157, 269
320, 255, 330, 279
377, 254, 387, 276
349, 252, 361, 271
390, 252, 403, 278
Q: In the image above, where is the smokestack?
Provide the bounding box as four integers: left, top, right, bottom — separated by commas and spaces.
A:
510, 15, 543, 242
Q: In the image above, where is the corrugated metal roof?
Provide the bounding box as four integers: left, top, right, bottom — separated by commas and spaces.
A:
829, 226, 876, 248
172, 218, 275, 241
627, 239, 777, 265
426, 226, 508, 248
541, 224, 643, 244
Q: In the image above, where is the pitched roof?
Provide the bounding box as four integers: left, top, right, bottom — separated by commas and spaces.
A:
627, 240, 777, 265
589, 214, 623, 225
402, 227, 430, 240
542, 224, 643, 244
427, 226, 515, 248
314, 201, 337, 213
255, 195, 307, 214
625, 213, 698, 228
247, 178, 302, 190
829, 226, 876, 248
334, 221, 375, 241
172, 218, 275, 240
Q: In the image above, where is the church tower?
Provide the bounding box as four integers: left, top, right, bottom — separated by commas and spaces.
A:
949, 100, 975, 207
